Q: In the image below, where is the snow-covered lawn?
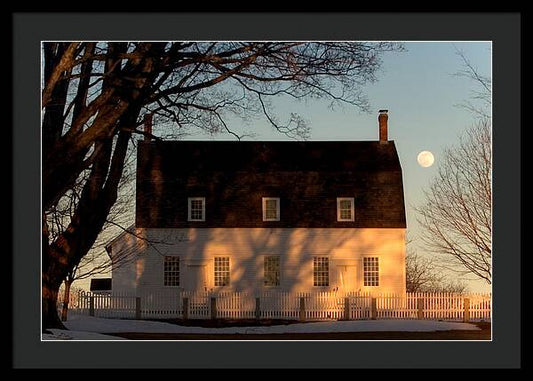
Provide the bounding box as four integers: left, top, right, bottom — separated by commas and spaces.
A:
42, 329, 127, 340
42, 314, 481, 340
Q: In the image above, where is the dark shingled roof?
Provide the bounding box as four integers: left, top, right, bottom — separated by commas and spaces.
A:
135, 140, 406, 228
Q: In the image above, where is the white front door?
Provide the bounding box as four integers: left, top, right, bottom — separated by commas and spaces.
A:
187, 265, 207, 291
337, 265, 357, 292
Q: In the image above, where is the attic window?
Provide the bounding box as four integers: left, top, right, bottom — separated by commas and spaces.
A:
337, 197, 355, 222
262, 197, 280, 221
188, 197, 205, 221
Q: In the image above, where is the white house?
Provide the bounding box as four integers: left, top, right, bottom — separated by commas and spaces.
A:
106, 110, 407, 297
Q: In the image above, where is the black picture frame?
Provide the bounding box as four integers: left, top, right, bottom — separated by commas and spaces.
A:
13, 12, 521, 369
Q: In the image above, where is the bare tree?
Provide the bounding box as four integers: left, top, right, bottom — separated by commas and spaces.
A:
42, 42, 404, 329
59, 238, 136, 321
59, 255, 108, 322
453, 47, 491, 119
415, 120, 491, 284
46, 144, 137, 321
406, 247, 467, 293
415, 50, 491, 284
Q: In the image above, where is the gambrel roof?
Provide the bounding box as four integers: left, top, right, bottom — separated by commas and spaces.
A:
135, 140, 406, 228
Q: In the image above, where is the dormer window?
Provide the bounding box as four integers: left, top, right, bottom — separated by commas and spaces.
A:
188, 197, 205, 221
262, 197, 280, 221
337, 197, 354, 222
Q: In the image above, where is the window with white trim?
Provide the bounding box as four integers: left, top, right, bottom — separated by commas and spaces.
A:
313, 257, 329, 287
214, 257, 230, 286
264, 256, 281, 286
262, 197, 280, 221
188, 197, 205, 221
363, 257, 379, 286
337, 197, 355, 221
163, 256, 180, 287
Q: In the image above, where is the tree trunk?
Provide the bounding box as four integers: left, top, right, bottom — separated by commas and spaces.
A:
61, 279, 72, 322
42, 129, 134, 331
42, 216, 65, 331
41, 43, 161, 329
42, 275, 65, 331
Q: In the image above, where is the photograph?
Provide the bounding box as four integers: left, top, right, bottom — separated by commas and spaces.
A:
40, 40, 493, 342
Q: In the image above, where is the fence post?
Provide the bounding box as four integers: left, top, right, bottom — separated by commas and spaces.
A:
210, 297, 217, 320
183, 297, 189, 320
299, 297, 306, 322
344, 297, 350, 320
135, 297, 142, 320
255, 297, 261, 320
89, 296, 95, 317
463, 298, 470, 323
371, 297, 377, 320
417, 298, 424, 320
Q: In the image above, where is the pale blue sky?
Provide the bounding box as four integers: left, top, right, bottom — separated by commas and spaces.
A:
183, 41, 492, 292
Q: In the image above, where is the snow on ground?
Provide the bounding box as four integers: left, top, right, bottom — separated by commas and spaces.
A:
43, 314, 481, 339
42, 329, 127, 341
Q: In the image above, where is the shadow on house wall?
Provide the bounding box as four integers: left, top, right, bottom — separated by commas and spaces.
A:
113, 226, 406, 296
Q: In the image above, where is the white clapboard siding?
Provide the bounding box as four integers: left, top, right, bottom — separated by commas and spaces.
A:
111, 228, 408, 296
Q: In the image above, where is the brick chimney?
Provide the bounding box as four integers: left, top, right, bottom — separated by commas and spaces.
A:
143, 113, 153, 141
378, 109, 388, 143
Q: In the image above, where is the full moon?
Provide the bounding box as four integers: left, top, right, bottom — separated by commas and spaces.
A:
417, 151, 435, 168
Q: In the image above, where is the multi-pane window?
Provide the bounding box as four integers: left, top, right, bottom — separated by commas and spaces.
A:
264, 256, 281, 286
164, 256, 180, 287
262, 197, 280, 221
337, 197, 355, 221
214, 257, 230, 286
363, 257, 379, 287
313, 257, 329, 287
188, 197, 205, 221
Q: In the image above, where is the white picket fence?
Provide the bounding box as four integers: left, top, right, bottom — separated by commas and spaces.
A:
70, 290, 491, 322
256, 290, 300, 319
73, 289, 182, 319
